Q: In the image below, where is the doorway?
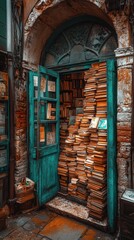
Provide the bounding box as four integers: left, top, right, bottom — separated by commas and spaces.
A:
29, 59, 117, 232
57, 60, 117, 225
29, 16, 117, 232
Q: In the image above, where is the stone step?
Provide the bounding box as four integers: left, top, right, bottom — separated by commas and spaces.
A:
45, 196, 108, 232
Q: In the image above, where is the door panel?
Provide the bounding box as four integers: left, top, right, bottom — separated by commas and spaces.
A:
29, 66, 60, 205
40, 153, 59, 204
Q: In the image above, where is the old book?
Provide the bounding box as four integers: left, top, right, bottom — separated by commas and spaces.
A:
96, 102, 107, 107
40, 126, 45, 143
98, 119, 107, 130
40, 76, 46, 97
75, 98, 83, 107
46, 129, 56, 145
47, 103, 52, 119
89, 117, 99, 129
48, 80, 55, 92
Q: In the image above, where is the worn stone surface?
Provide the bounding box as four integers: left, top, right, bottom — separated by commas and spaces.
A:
117, 68, 132, 106
39, 215, 87, 240
115, 47, 133, 67
109, 12, 131, 48
45, 196, 107, 228
3, 227, 41, 240
80, 228, 115, 240
0, 208, 116, 240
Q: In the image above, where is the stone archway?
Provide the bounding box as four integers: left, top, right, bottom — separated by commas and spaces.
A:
23, 0, 116, 69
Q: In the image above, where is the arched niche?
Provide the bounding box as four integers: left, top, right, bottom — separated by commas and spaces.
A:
23, 0, 117, 68
40, 16, 117, 68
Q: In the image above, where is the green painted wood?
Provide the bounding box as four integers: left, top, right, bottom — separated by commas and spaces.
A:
0, 77, 9, 173
0, 0, 7, 50
29, 66, 60, 205
107, 59, 117, 233
36, 69, 41, 161
29, 71, 39, 185
39, 97, 57, 102
40, 153, 59, 204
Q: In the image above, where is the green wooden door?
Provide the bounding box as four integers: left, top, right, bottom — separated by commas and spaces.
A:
29, 66, 60, 205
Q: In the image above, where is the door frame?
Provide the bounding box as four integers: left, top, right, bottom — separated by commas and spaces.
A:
28, 58, 117, 232
51, 58, 117, 233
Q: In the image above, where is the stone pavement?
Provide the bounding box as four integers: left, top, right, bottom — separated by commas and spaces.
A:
0, 207, 117, 240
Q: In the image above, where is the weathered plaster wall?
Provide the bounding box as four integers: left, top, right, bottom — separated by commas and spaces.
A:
18, 0, 133, 205
23, 0, 37, 23
108, 12, 131, 48
108, 9, 133, 199
115, 47, 133, 198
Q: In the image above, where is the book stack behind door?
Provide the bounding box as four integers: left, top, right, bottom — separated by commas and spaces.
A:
85, 62, 107, 220
95, 62, 107, 118
65, 132, 77, 181
58, 151, 68, 194
58, 64, 108, 220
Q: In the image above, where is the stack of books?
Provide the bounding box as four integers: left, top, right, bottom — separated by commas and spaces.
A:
84, 62, 107, 220
86, 118, 100, 175
87, 128, 107, 220
58, 151, 68, 194
58, 63, 108, 220
95, 62, 107, 118
84, 66, 97, 118
65, 124, 78, 188
68, 178, 78, 197
76, 146, 88, 201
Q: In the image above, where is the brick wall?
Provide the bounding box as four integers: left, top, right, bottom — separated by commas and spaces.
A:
15, 73, 27, 183
109, 9, 133, 199
117, 64, 133, 198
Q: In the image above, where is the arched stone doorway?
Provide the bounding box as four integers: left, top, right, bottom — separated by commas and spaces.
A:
23, 0, 124, 234
23, 0, 118, 69
28, 15, 118, 235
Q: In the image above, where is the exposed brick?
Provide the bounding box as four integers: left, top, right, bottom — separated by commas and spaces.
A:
117, 130, 131, 137
117, 136, 131, 143
117, 124, 131, 131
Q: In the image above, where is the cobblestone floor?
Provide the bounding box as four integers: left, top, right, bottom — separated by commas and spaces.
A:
0, 208, 118, 240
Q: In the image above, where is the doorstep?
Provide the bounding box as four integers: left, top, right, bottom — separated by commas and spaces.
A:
45, 196, 108, 232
